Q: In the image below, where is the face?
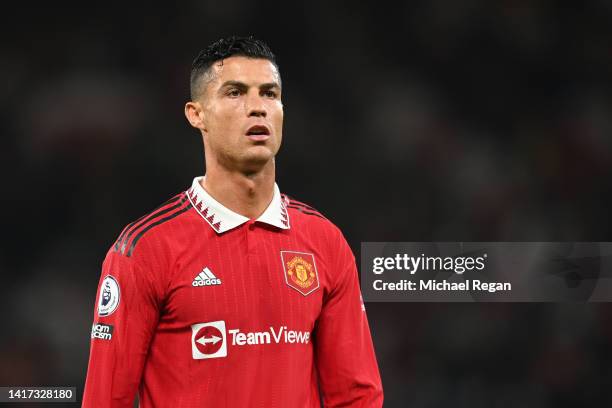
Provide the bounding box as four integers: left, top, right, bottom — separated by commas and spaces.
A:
187, 56, 283, 173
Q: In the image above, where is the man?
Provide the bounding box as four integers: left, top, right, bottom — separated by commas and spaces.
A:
83, 35, 383, 407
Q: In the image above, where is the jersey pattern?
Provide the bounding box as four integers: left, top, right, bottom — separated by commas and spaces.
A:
83, 177, 383, 408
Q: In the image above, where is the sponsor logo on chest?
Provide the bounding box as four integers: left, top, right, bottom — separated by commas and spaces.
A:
229, 326, 310, 346
191, 321, 310, 360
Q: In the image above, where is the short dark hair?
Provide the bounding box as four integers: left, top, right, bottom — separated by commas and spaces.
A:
190, 35, 279, 100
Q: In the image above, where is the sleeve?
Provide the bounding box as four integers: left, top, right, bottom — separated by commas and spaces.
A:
82, 247, 164, 408
314, 229, 384, 407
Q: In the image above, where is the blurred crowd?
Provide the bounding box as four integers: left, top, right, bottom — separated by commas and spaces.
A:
2, 1, 612, 406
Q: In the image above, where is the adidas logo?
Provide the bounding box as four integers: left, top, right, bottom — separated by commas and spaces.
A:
192, 267, 222, 287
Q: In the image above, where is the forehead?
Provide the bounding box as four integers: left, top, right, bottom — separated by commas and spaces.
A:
210, 56, 280, 86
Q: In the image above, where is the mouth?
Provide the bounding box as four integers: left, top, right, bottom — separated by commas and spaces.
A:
245, 125, 271, 142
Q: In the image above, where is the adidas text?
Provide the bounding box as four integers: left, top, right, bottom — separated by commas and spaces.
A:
192, 267, 222, 287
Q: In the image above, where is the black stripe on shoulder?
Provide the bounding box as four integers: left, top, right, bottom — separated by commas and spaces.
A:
126, 200, 193, 257
287, 204, 326, 220
113, 193, 189, 256
282, 194, 319, 212
289, 200, 318, 212
113, 193, 184, 252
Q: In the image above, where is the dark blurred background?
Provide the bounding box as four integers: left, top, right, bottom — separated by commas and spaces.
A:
2, 1, 612, 407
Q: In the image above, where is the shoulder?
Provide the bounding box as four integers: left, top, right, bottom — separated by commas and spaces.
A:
283, 194, 327, 222
282, 195, 355, 273
110, 190, 194, 259
283, 194, 344, 238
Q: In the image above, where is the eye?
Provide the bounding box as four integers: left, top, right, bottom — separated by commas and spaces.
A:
226, 88, 241, 97
262, 90, 277, 98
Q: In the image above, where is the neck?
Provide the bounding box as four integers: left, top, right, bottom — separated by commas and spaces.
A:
202, 160, 276, 220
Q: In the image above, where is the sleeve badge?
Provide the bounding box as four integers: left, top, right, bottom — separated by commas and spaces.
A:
97, 275, 120, 317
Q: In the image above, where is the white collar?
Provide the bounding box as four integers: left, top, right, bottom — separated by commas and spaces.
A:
186, 176, 290, 233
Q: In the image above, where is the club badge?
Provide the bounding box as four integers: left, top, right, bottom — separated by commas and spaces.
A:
281, 251, 320, 296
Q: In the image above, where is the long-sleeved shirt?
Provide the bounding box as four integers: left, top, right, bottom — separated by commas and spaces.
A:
83, 176, 383, 407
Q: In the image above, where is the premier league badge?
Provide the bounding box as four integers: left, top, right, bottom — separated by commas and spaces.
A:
98, 275, 120, 317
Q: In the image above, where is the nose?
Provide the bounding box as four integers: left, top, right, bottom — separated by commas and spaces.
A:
245, 91, 267, 118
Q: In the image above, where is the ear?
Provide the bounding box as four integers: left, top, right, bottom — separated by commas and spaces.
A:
185, 101, 206, 131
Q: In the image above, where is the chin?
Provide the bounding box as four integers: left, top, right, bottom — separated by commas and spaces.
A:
239, 147, 276, 170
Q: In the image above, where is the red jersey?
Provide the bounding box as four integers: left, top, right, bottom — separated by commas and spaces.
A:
83, 177, 383, 407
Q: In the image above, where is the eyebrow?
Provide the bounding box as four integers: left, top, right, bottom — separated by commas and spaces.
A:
219, 80, 281, 91
260, 82, 281, 91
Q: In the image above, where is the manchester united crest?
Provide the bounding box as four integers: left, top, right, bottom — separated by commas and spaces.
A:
281, 251, 319, 296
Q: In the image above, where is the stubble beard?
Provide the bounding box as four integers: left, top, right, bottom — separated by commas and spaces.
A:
213, 143, 276, 176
